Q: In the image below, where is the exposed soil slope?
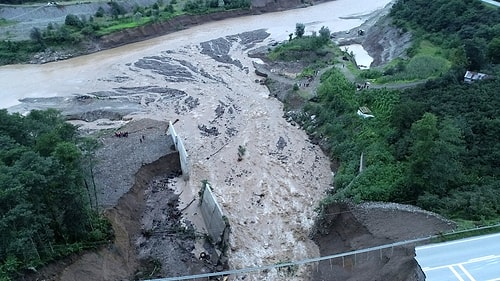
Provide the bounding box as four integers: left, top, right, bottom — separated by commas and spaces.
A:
311, 202, 454, 281
19, 119, 209, 281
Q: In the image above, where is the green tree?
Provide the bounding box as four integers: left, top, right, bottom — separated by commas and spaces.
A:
183, 0, 201, 12
164, 4, 175, 13
404, 113, 465, 201
53, 142, 81, 167
403, 113, 439, 199
0, 110, 27, 145
448, 46, 469, 68
109, 1, 126, 19
464, 37, 487, 70
488, 37, 500, 64
206, 0, 219, 8
318, 26, 330, 43
295, 23, 305, 38
65, 14, 84, 28
95, 6, 105, 17
29, 27, 45, 48
0, 110, 110, 278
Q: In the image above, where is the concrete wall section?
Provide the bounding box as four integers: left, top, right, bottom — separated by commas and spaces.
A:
200, 183, 227, 244
168, 121, 190, 180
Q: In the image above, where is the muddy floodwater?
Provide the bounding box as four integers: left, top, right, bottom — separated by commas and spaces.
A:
0, 0, 393, 280
0, 0, 391, 109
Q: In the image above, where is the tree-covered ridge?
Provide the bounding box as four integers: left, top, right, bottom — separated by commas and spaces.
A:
391, 0, 500, 33
300, 0, 500, 225
306, 67, 500, 224
391, 0, 500, 69
0, 109, 111, 279
392, 76, 500, 219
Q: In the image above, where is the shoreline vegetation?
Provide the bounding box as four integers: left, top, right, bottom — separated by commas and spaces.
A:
0, 0, 321, 65
0, 109, 113, 280
267, 0, 499, 228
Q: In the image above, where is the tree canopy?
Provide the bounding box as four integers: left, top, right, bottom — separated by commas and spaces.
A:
390, 0, 500, 70
0, 109, 110, 280
299, 0, 499, 224
295, 23, 305, 38
303, 65, 499, 224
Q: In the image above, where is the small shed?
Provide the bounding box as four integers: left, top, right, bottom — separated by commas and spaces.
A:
357, 106, 374, 119
464, 70, 488, 83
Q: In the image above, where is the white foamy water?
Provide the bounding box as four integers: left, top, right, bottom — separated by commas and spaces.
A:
343, 44, 373, 69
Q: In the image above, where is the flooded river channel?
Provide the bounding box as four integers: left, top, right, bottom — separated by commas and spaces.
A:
0, 0, 393, 280
0, 0, 391, 109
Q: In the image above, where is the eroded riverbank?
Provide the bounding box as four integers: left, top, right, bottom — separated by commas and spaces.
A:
1, 1, 452, 280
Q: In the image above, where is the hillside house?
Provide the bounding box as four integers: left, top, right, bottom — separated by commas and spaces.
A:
357, 106, 374, 119
464, 70, 488, 83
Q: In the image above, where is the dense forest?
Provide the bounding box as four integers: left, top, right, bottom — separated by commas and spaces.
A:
305, 69, 499, 220
0, 109, 111, 280
391, 0, 500, 69
301, 0, 500, 225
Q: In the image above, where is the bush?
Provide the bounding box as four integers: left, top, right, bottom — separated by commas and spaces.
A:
223, 0, 250, 9
80, 25, 95, 36
164, 4, 174, 13
95, 6, 105, 17
0, 40, 41, 65
65, 14, 84, 28
360, 69, 382, 79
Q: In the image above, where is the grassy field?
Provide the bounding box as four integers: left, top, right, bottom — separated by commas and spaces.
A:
360, 40, 451, 84
96, 16, 153, 35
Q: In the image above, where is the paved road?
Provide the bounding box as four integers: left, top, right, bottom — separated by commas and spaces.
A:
416, 233, 500, 281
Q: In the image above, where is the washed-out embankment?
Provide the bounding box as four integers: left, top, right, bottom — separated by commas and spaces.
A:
29, 118, 214, 280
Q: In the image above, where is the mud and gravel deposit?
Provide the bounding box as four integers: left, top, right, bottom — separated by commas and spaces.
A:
5, 1, 456, 281
17, 29, 330, 281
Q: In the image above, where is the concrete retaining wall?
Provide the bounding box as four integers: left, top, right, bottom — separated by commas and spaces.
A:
168, 121, 190, 180
167, 123, 229, 260
200, 183, 228, 244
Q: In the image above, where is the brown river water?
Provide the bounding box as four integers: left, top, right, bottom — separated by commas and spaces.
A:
0, 0, 391, 109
